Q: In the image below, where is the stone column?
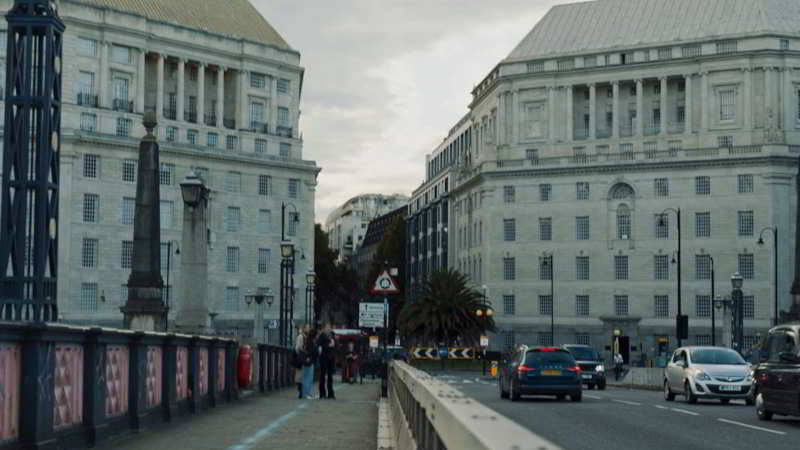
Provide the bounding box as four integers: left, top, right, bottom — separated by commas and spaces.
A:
566, 85, 574, 141
511, 90, 519, 144
197, 63, 206, 126
783, 67, 793, 130
588, 83, 596, 140
660, 76, 668, 135
743, 68, 752, 130
270, 75, 278, 132
635, 79, 643, 136
176, 58, 185, 122
99, 41, 110, 108
217, 66, 225, 128
612, 81, 619, 138
701, 72, 709, 132
175, 177, 210, 332
766, 68, 775, 128
497, 91, 506, 146
684, 74, 693, 135
238, 69, 248, 129
137, 49, 146, 113
549, 86, 557, 141
156, 54, 165, 120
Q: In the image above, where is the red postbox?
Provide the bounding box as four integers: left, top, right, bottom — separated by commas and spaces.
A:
237, 344, 252, 388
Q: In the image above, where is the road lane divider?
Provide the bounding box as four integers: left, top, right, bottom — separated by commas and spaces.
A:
670, 408, 700, 416
654, 405, 669, 410
613, 399, 642, 406
583, 395, 603, 400
717, 418, 786, 435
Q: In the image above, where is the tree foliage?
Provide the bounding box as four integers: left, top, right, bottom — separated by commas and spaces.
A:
398, 269, 495, 347
366, 216, 406, 342
313, 224, 359, 327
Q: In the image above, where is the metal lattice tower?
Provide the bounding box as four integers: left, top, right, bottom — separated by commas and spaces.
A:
0, 0, 64, 321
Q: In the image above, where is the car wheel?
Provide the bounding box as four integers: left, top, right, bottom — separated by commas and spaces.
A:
571, 391, 582, 402
499, 379, 509, 399
756, 392, 773, 421
720, 399, 730, 405
597, 380, 606, 391
556, 394, 566, 400
664, 380, 675, 402
685, 381, 698, 404
510, 381, 521, 402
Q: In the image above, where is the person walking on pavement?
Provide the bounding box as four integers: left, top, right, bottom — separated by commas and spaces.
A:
317, 322, 336, 399
294, 326, 308, 399
302, 324, 318, 399
614, 352, 624, 381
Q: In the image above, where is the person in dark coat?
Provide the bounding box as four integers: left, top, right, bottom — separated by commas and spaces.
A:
316, 323, 336, 399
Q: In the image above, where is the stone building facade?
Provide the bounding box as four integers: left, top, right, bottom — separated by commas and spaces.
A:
416, 0, 800, 360
0, 0, 320, 335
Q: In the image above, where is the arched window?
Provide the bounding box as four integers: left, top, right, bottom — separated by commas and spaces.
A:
611, 183, 635, 200
617, 204, 631, 240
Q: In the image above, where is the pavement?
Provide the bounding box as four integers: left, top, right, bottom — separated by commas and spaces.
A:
97, 381, 380, 450
429, 371, 800, 450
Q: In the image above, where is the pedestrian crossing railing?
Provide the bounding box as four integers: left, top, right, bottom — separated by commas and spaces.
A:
387, 361, 562, 450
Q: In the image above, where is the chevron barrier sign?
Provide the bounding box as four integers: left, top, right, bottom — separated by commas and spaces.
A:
448, 347, 475, 360
410, 347, 478, 360
411, 347, 438, 360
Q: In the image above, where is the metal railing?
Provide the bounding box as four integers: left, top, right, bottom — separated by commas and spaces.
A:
112, 98, 134, 113
251, 121, 269, 134
77, 92, 98, 107
184, 110, 198, 123
163, 108, 177, 120
204, 113, 217, 127
276, 125, 293, 137
387, 361, 561, 450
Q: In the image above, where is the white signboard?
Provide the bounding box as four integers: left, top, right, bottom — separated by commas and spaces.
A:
480, 335, 489, 347
359, 302, 387, 328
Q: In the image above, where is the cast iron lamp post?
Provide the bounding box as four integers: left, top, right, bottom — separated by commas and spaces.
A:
305, 270, 316, 325
659, 208, 685, 347
244, 289, 273, 343
280, 241, 295, 347
758, 227, 778, 326
541, 253, 555, 345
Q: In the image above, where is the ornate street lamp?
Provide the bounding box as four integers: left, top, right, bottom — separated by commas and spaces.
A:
541, 253, 555, 345
758, 227, 778, 325
180, 170, 209, 208
279, 241, 295, 347
659, 208, 685, 347
245, 289, 273, 343
305, 270, 316, 325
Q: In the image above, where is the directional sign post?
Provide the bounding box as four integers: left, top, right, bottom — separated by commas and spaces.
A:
370, 270, 400, 399
359, 302, 387, 328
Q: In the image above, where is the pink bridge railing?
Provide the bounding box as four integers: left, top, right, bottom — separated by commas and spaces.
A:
0, 343, 20, 442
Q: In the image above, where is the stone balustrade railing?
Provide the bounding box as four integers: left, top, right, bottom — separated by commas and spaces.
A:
0, 322, 293, 449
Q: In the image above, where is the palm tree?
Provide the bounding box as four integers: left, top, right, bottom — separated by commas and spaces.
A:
398, 269, 495, 347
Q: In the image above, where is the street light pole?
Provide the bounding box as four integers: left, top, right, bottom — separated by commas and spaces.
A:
710, 255, 715, 346
661, 208, 684, 347
758, 227, 778, 326
549, 255, 555, 345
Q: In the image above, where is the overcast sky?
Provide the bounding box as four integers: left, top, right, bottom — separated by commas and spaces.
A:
252, 0, 570, 224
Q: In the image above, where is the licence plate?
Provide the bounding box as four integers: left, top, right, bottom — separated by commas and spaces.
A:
542, 370, 561, 376
582, 374, 592, 379
719, 385, 740, 392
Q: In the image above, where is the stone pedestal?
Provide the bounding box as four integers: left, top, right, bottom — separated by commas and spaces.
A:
722, 306, 733, 349
174, 186, 210, 334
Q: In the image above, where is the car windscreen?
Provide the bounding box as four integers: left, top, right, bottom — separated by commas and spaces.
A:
566, 347, 598, 361
525, 351, 575, 366
689, 349, 746, 365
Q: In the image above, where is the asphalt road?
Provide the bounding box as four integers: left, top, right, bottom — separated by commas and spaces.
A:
429, 372, 800, 450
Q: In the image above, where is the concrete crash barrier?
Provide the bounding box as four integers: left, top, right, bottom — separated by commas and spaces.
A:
611, 367, 663, 390
387, 361, 562, 450
0, 322, 295, 450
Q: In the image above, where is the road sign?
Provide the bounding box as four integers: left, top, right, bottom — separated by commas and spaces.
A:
359, 302, 387, 328
369, 336, 379, 349
370, 270, 399, 295
480, 335, 489, 347
448, 347, 475, 360
411, 347, 438, 360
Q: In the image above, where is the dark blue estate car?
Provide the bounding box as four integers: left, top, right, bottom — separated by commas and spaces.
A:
499, 346, 583, 402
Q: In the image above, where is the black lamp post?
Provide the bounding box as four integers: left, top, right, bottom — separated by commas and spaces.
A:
542, 253, 555, 345
164, 240, 180, 320
305, 270, 316, 325
659, 208, 685, 347
731, 271, 745, 353
280, 241, 295, 347
708, 254, 716, 346
758, 227, 778, 326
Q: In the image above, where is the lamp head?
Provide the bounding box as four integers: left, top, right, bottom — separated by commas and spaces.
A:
266, 295, 274, 307
757, 237, 765, 246
306, 271, 316, 285
731, 272, 744, 290
244, 294, 253, 306
476, 309, 483, 317
280, 241, 294, 258
486, 308, 493, 317
180, 170, 207, 208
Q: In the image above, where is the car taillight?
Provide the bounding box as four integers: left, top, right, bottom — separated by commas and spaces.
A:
518, 364, 535, 373
566, 365, 581, 373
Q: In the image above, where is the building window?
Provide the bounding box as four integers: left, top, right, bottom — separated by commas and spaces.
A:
719, 90, 736, 121
738, 210, 754, 236
116, 118, 132, 137
528, 61, 545, 73
288, 178, 300, 199
111, 45, 132, 64
165, 126, 177, 142
121, 197, 135, 225
540, 258, 553, 280
682, 44, 701, 58
159, 163, 174, 186
80, 283, 98, 312
78, 70, 96, 97
503, 295, 516, 315
539, 184, 552, 201
576, 216, 590, 240
695, 335, 712, 346
538, 332, 553, 346
225, 207, 241, 232
80, 113, 97, 132
780, 39, 790, 50
657, 47, 673, 60
654, 295, 669, 317
576, 256, 590, 280
557, 59, 574, 71
287, 212, 299, 236
503, 257, 516, 281
194, 167, 210, 184
207, 132, 218, 148
576, 295, 590, 316
503, 219, 516, 241
716, 40, 738, 54
696, 295, 711, 318
83, 193, 99, 223
695, 212, 711, 237
226, 247, 240, 273
121, 240, 133, 269
615, 295, 629, 316
742, 335, 759, 349
82, 238, 98, 268
503, 332, 515, 350
743, 296, 755, 319
576, 333, 591, 346
526, 149, 539, 161
654, 255, 669, 280
257, 209, 271, 233
255, 139, 267, 154
277, 78, 291, 94
695, 176, 711, 195
225, 172, 242, 193
259, 175, 271, 196
655, 214, 669, 239
84, 154, 99, 178
77, 37, 97, 57
576, 182, 590, 200
250, 72, 266, 89
280, 142, 291, 159
718, 135, 734, 147
122, 160, 137, 184
257, 248, 270, 273
738, 174, 754, 193
695, 254, 711, 280
160, 201, 173, 229
539, 217, 552, 241
654, 178, 669, 197
225, 135, 238, 151
539, 295, 553, 316
187, 129, 198, 146
224, 287, 239, 311
614, 255, 628, 280
738, 254, 754, 279
278, 107, 290, 126
583, 56, 597, 68
503, 185, 515, 203
617, 205, 631, 240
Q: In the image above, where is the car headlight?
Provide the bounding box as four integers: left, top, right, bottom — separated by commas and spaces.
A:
695, 371, 711, 381
596, 365, 604, 372
746, 373, 754, 382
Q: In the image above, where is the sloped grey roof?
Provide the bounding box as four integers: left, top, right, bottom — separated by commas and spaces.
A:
70, 0, 291, 50
506, 0, 800, 62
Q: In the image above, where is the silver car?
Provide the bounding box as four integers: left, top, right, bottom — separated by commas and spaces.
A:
663, 346, 754, 404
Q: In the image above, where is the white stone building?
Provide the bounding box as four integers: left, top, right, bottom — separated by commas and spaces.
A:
0, 0, 320, 336
325, 193, 408, 265
419, 0, 800, 361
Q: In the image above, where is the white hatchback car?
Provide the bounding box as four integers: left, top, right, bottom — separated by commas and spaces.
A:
663, 346, 754, 404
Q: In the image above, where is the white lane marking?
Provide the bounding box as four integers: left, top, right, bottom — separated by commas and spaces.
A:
613, 399, 642, 406
654, 405, 669, 410
717, 418, 786, 436
463, 380, 473, 384
670, 408, 700, 416
227, 403, 308, 450
584, 394, 602, 400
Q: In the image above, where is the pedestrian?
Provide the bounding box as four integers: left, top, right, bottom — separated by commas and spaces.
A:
303, 324, 318, 399
344, 341, 358, 384
316, 322, 336, 399
294, 326, 308, 399
614, 352, 624, 381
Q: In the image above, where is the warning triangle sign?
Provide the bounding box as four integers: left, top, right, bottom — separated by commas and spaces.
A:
370, 270, 399, 295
